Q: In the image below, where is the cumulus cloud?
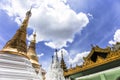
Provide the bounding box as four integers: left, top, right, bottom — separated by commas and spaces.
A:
37, 53, 44, 58
87, 13, 93, 19
68, 51, 89, 67
0, 0, 89, 49
45, 42, 56, 49
109, 29, 120, 45
57, 48, 68, 58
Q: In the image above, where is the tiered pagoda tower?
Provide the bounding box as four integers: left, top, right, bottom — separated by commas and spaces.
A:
0, 9, 41, 80
45, 50, 65, 80
60, 51, 67, 72
2, 8, 31, 55
27, 33, 40, 74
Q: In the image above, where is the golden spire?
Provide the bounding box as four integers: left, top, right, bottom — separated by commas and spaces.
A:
2, 8, 32, 55
60, 51, 67, 72
55, 49, 59, 61
27, 33, 40, 74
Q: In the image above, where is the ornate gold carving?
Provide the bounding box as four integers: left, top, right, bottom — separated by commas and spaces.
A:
85, 46, 110, 61
83, 59, 94, 66
96, 56, 105, 63
64, 47, 120, 76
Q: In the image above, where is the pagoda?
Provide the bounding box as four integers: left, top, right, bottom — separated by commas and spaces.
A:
45, 49, 65, 80
27, 33, 40, 74
0, 9, 41, 80
27, 33, 45, 80
60, 51, 67, 72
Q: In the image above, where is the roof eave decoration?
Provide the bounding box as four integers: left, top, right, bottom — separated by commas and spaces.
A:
64, 46, 120, 76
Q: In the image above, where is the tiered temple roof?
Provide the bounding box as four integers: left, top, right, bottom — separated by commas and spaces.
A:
64, 44, 120, 76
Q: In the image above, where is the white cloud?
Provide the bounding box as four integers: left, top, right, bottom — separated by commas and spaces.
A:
57, 48, 68, 58
68, 51, 89, 67
109, 40, 116, 45
87, 13, 93, 19
109, 29, 120, 45
0, 0, 89, 49
37, 53, 44, 58
45, 42, 56, 49
69, 49, 78, 56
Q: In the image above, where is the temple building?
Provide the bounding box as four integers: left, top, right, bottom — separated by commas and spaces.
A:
0, 9, 43, 80
64, 43, 120, 80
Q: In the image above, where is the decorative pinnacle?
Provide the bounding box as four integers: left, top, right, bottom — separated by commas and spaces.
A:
55, 49, 58, 56
52, 55, 54, 64
30, 6, 32, 10
55, 49, 59, 61
26, 7, 32, 17
33, 32, 36, 42
55, 49, 57, 53
61, 50, 63, 58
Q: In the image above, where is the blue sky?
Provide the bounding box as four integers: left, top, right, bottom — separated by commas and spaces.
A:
0, 0, 120, 70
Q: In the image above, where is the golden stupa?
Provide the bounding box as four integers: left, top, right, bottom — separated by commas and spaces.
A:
0, 8, 32, 59
27, 33, 40, 73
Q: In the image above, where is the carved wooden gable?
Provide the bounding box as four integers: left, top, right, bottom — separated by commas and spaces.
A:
84, 46, 111, 62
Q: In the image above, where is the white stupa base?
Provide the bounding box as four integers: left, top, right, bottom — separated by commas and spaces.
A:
0, 53, 41, 80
